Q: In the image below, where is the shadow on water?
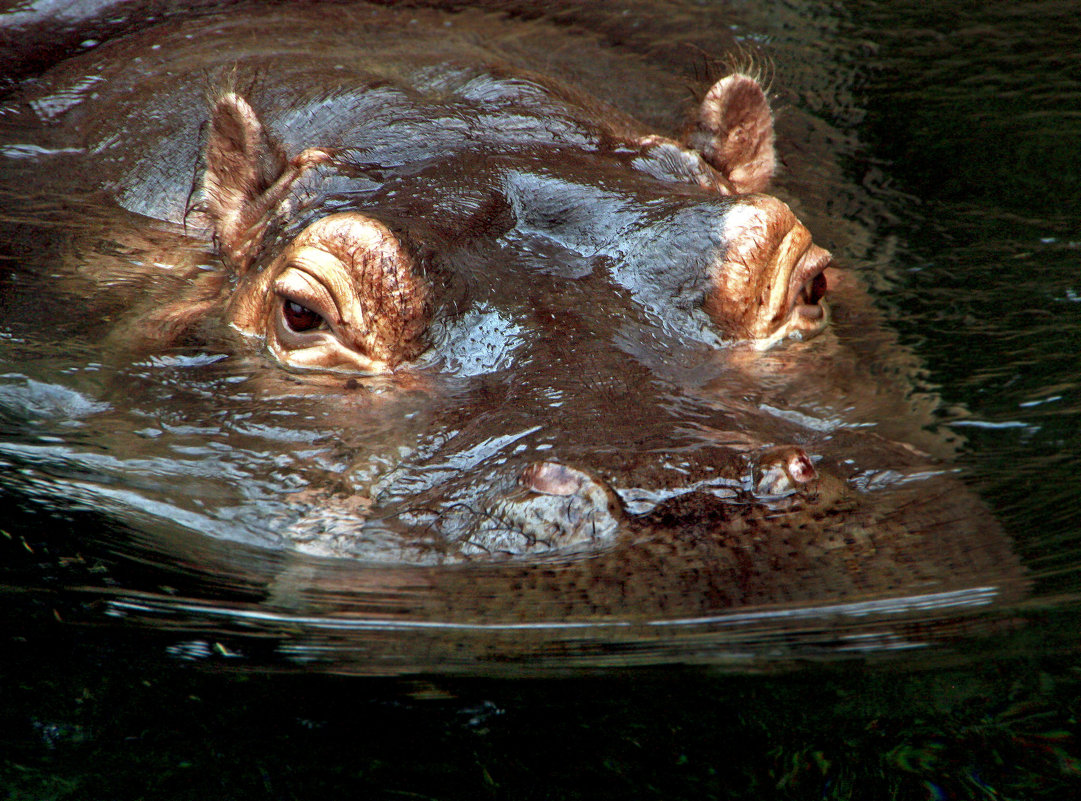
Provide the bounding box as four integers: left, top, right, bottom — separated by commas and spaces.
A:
2, 0, 1080, 798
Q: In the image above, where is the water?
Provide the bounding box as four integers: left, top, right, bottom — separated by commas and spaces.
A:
847, 0, 1081, 608
2, 0, 1080, 797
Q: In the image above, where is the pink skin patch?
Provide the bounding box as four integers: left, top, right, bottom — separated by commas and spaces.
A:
754, 446, 818, 496
786, 450, 817, 484
520, 462, 587, 496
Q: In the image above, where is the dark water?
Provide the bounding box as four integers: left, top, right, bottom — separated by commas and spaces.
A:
2, 0, 1080, 797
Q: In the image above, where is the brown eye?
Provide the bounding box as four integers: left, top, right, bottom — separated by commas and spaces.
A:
282, 299, 325, 332
807, 270, 828, 305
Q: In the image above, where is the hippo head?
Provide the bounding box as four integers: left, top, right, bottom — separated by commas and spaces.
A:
195, 72, 831, 377
0, 6, 1024, 647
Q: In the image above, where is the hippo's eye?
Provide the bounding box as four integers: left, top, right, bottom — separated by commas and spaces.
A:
282, 299, 325, 333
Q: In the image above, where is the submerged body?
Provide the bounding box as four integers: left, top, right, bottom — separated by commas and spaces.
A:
0, 3, 1020, 644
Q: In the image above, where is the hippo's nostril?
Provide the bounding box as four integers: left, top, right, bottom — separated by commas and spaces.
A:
786, 450, 817, 484
520, 461, 587, 496
461, 463, 622, 558
754, 446, 818, 497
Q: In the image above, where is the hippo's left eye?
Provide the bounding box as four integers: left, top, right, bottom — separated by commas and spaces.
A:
282, 299, 326, 332
250, 218, 429, 374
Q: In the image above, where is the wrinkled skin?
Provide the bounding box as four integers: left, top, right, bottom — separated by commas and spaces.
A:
0, 3, 1021, 641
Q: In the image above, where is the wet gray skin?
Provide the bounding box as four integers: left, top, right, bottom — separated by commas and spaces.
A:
0, 4, 1021, 629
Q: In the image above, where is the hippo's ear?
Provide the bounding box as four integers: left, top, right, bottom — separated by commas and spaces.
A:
201, 93, 330, 272
684, 74, 775, 194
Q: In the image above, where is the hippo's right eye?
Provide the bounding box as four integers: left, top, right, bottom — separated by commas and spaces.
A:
282, 298, 325, 333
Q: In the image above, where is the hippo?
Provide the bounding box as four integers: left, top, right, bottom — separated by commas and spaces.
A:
0, 3, 1021, 661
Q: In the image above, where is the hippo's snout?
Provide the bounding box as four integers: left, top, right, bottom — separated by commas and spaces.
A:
463, 446, 819, 559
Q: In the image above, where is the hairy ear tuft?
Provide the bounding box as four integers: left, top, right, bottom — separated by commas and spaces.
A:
200, 93, 331, 272
685, 74, 776, 194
